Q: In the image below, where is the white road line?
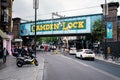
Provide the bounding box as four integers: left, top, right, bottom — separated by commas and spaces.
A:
60, 55, 120, 80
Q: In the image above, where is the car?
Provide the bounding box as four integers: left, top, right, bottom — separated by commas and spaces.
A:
40, 45, 45, 51
75, 49, 95, 60
69, 47, 77, 55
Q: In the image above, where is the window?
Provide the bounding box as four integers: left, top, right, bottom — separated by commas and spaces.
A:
1, 9, 9, 23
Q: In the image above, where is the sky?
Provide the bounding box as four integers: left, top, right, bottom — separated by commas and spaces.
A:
12, 0, 120, 21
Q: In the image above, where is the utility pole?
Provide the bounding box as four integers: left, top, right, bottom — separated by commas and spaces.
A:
51, 12, 65, 31
52, 12, 64, 19
51, 12, 66, 48
51, 12, 65, 30
10, 0, 13, 32
104, 0, 108, 40
104, 0, 108, 59
0, 0, 1, 29
33, 0, 39, 56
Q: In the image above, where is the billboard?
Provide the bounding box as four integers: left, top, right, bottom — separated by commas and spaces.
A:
106, 22, 113, 38
20, 14, 102, 36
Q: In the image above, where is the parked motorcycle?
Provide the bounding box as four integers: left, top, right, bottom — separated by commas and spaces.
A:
16, 55, 39, 67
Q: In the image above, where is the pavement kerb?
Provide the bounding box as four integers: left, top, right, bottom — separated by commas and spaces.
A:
36, 56, 45, 80
95, 55, 120, 66
58, 51, 120, 66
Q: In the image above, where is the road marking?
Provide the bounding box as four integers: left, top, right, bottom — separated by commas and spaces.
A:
61, 55, 89, 67
60, 55, 120, 80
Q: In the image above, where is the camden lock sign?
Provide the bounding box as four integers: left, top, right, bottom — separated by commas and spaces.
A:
20, 14, 102, 36
31, 19, 86, 32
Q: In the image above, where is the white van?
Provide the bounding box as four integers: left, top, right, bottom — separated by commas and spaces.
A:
69, 47, 77, 55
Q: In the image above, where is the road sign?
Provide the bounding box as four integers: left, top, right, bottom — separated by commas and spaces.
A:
33, 0, 39, 9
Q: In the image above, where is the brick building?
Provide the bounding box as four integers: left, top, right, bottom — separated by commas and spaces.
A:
12, 17, 22, 47
0, 0, 13, 32
101, 2, 119, 42
118, 16, 120, 41
0, 0, 14, 57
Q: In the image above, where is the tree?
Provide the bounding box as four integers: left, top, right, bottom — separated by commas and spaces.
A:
92, 19, 104, 42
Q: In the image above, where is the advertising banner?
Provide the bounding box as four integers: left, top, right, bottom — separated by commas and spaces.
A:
106, 22, 113, 38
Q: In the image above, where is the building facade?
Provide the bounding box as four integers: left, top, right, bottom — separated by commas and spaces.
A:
0, 0, 14, 57
118, 16, 120, 41
12, 18, 22, 47
101, 2, 119, 42
0, 0, 13, 32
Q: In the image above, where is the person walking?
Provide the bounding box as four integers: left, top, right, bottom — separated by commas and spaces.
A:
14, 46, 19, 57
28, 45, 35, 59
20, 46, 28, 57
3, 47, 9, 63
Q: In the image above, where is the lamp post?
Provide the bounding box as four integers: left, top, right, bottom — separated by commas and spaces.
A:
104, 0, 108, 40
104, 0, 108, 59
33, 0, 39, 56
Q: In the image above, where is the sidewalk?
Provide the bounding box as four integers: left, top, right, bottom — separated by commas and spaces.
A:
95, 54, 120, 66
0, 54, 44, 80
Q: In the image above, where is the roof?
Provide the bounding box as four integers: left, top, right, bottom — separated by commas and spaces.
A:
0, 29, 9, 39
101, 2, 119, 8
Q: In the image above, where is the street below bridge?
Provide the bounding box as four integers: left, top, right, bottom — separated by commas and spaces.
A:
42, 51, 120, 80
0, 51, 120, 80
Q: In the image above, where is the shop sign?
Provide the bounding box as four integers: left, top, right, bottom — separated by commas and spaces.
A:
31, 19, 86, 32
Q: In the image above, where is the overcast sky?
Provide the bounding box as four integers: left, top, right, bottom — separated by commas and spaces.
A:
12, 0, 120, 21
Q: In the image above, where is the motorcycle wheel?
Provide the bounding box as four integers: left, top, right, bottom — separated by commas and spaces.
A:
16, 61, 23, 67
34, 59, 39, 66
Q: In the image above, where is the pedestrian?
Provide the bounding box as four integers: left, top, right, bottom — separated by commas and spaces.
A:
14, 46, 19, 57
28, 45, 34, 59
3, 47, 9, 63
11, 45, 15, 56
20, 46, 28, 57
11, 46, 19, 57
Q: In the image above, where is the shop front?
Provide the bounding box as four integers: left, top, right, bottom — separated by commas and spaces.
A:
0, 29, 10, 58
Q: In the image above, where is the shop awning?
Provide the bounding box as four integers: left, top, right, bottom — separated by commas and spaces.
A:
0, 29, 9, 39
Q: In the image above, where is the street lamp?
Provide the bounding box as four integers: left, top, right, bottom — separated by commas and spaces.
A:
33, 0, 39, 56
104, 0, 108, 59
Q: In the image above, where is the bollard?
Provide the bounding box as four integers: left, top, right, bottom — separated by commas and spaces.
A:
107, 47, 111, 54
55, 48, 58, 54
